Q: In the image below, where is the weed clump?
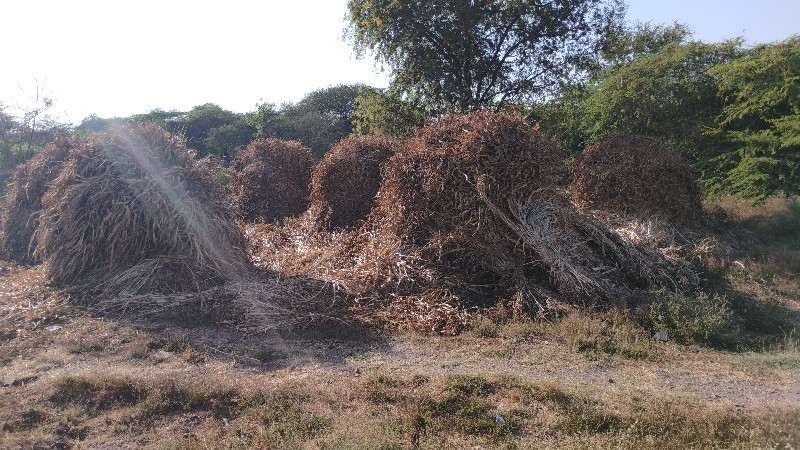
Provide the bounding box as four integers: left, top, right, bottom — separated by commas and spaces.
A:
647, 290, 733, 345
51, 376, 146, 410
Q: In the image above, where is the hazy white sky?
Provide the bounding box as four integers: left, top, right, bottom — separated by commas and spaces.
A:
1, 0, 797, 124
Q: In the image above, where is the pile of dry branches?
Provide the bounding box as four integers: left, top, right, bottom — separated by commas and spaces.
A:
0, 136, 78, 264
309, 135, 396, 229
246, 112, 705, 334
33, 124, 249, 292
231, 138, 314, 223
364, 111, 567, 302
570, 134, 702, 220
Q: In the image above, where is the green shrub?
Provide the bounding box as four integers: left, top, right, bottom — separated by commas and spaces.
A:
648, 291, 733, 345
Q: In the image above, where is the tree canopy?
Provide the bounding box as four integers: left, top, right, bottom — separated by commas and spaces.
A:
169, 104, 241, 157
346, 0, 619, 112
352, 87, 426, 137
281, 84, 365, 157
703, 36, 800, 201
580, 41, 740, 154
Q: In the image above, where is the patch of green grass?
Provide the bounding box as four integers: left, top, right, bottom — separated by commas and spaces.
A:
725, 196, 800, 276
444, 374, 493, 396
539, 308, 653, 359
587, 397, 800, 449
362, 375, 410, 404
134, 380, 239, 424
413, 393, 518, 440
557, 396, 622, 434
235, 397, 331, 447
50, 375, 146, 411
727, 291, 800, 347
751, 199, 800, 247
1, 409, 47, 432
66, 337, 106, 355
19, 369, 800, 449
251, 348, 288, 363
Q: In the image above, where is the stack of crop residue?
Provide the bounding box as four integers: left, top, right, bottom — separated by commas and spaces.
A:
33, 123, 249, 297
570, 134, 702, 221
351, 112, 603, 331
245, 113, 706, 334
231, 138, 315, 223
308, 135, 396, 230
0, 136, 78, 264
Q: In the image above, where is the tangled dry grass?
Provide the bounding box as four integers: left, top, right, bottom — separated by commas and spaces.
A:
570, 134, 702, 220
309, 135, 396, 230
0, 136, 78, 264
231, 138, 314, 223
33, 124, 249, 293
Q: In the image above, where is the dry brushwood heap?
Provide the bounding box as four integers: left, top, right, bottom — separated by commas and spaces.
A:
309, 135, 397, 229
356, 111, 624, 329
248, 111, 704, 334
231, 138, 315, 223
570, 134, 702, 220
0, 136, 77, 264
33, 123, 249, 295
366, 111, 566, 302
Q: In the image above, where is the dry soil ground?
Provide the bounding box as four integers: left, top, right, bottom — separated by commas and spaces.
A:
2, 258, 799, 449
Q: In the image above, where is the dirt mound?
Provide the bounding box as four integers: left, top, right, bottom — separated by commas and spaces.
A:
571, 134, 702, 220
0, 136, 78, 264
231, 138, 314, 223
33, 124, 248, 291
309, 135, 396, 229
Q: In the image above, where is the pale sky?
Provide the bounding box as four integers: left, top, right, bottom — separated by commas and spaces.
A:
1, 0, 797, 124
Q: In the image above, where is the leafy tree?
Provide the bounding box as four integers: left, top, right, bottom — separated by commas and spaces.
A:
129, 108, 184, 128
527, 84, 589, 153
75, 114, 117, 133
282, 84, 365, 157
704, 36, 800, 201
346, 0, 619, 112
0, 105, 17, 163
246, 102, 290, 139
204, 120, 255, 162
530, 21, 694, 152
0, 100, 69, 192
579, 41, 740, 154
169, 104, 240, 157
598, 21, 692, 69
352, 87, 426, 137
76, 109, 184, 135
